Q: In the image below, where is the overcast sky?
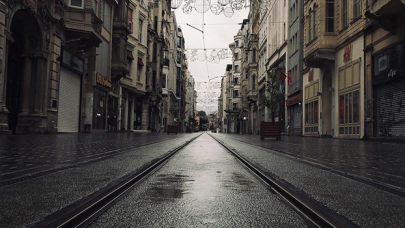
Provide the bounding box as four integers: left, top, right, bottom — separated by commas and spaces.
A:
174, 7, 249, 83
173, 6, 249, 114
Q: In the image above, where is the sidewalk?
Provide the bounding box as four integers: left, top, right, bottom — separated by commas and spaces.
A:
215, 133, 405, 191
0, 132, 192, 185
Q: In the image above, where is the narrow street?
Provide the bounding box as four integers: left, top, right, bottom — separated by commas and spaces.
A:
0, 132, 404, 227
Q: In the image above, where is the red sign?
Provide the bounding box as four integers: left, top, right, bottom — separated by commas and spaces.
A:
308, 69, 313, 82
343, 44, 352, 63
288, 70, 292, 86
339, 98, 345, 118
314, 103, 318, 119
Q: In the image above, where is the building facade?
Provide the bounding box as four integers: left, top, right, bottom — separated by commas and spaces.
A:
364, 0, 405, 138
303, 0, 366, 138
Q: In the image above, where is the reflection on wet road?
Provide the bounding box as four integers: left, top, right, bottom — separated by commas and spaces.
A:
91, 133, 306, 227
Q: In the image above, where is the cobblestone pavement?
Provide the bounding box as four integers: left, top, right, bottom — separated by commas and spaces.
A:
0, 132, 193, 184
212, 133, 405, 191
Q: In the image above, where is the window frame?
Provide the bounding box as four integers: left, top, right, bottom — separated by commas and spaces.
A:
325, 0, 335, 33
138, 19, 143, 43
342, 0, 348, 29
69, 0, 84, 9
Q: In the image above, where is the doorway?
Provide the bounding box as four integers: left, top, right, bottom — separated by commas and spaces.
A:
6, 10, 42, 133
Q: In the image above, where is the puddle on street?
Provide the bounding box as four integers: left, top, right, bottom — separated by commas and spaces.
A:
146, 173, 194, 202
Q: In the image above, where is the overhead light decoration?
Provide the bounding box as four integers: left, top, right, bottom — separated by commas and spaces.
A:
184, 48, 232, 63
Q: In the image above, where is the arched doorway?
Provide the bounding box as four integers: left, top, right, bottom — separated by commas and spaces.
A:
6, 10, 43, 133
322, 70, 332, 136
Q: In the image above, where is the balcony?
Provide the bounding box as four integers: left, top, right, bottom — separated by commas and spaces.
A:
63, 9, 103, 53
365, 0, 405, 32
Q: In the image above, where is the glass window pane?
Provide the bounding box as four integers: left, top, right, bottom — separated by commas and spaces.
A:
305, 104, 309, 124
339, 95, 344, 124
71, 0, 82, 7
353, 90, 360, 123
339, 127, 344, 134
314, 100, 318, 124
345, 94, 349, 124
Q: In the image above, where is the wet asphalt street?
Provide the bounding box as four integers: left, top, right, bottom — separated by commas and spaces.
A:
90, 133, 306, 227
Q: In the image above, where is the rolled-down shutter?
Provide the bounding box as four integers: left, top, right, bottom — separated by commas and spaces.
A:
375, 78, 405, 137
58, 67, 81, 132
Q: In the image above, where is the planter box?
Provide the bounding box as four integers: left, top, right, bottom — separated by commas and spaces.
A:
167, 125, 178, 134
260, 121, 281, 140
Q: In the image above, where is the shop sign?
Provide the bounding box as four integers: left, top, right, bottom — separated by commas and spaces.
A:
343, 44, 352, 63
96, 73, 112, 89
286, 93, 302, 107
378, 55, 388, 72
288, 70, 292, 86
308, 68, 313, 82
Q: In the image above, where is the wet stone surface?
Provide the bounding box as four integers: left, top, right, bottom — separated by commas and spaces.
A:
0, 132, 189, 184
90, 133, 306, 227
0, 134, 199, 228
212, 133, 405, 190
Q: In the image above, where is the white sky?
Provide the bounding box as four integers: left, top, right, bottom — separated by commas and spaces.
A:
173, 6, 249, 114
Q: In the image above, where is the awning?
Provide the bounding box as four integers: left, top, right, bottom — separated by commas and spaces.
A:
138, 58, 144, 66
127, 50, 134, 60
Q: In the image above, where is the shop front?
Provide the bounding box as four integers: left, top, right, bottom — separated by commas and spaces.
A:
372, 41, 405, 137
286, 93, 302, 135
93, 73, 111, 131
107, 81, 119, 131
335, 38, 364, 138
302, 68, 320, 136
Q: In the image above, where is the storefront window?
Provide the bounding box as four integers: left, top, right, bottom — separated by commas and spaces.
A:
339, 90, 360, 135
305, 100, 318, 133
338, 60, 361, 136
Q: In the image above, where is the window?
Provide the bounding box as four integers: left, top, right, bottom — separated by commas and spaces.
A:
234, 65, 239, 72
313, 5, 317, 39
177, 51, 181, 63
137, 57, 144, 81
70, 0, 83, 8
162, 74, 167, 88
353, 0, 361, 19
154, 16, 158, 31
252, 48, 256, 62
342, 0, 348, 28
138, 19, 143, 43
176, 67, 181, 81
103, 1, 112, 32
245, 51, 249, 62
92, 0, 98, 14
128, 9, 133, 33
177, 37, 182, 48
233, 90, 239, 97
234, 77, 238, 85
252, 75, 256, 90
338, 61, 361, 136
235, 53, 238, 60
235, 40, 239, 47
326, 0, 334, 33
305, 100, 319, 133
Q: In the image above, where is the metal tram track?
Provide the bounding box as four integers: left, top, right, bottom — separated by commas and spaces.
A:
38, 133, 203, 228
208, 133, 358, 228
